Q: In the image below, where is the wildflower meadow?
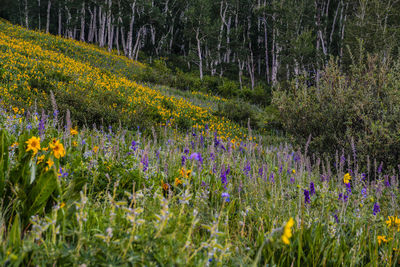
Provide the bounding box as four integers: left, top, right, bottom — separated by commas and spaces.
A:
0, 20, 399, 266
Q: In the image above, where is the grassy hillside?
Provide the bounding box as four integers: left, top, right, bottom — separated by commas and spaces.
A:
0, 21, 399, 266
0, 20, 247, 140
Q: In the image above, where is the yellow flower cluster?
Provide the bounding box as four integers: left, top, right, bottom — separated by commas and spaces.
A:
281, 217, 294, 245
343, 173, 351, 184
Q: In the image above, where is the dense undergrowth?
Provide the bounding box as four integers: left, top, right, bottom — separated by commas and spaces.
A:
0, 21, 399, 266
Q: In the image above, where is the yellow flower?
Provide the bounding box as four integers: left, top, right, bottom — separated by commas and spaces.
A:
377, 235, 390, 245
292, 169, 296, 174
10, 142, 18, 148
175, 178, 183, 186
42, 147, 49, 151
26, 136, 41, 155
93, 146, 99, 153
343, 173, 351, 184
12, 107, 18, 113
282, 217, 295, 245
72, 141, 78, 147
60, 202, 66, 208
386, 216, 400, 231
37, 155, 45, 164
46, 158, 54, 170
70, 128, 78, 136
50, 140, 66, 159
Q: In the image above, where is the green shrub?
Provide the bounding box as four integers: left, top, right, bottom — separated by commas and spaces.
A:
273, 56, 400, 168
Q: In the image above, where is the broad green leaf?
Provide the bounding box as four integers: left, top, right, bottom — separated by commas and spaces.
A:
26, 170, 58, 217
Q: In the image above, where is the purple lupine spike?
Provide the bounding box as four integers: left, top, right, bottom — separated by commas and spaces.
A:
184, 148, 189, 155
181, 155, 186, 166
361, 188, 367, 198
361, 173, 366, 182
310, 182, 315, 196
243, 161, 251, 176
200, 135, 204, 147
258, 167, 263, 177
191, 141, 195, 149
338, 193, 348, 202
220, 165, 228, 186
377, 163, 383, 174
131, 141, 137, 151
373, 202, 380, 215
304, 189, 311, 204
38, 117, 46, 134
269, 172, 275, 183
290, 177, 295, 184
346, 182, 352, 195
141, 155, 149, 172
210, 153, 215, 161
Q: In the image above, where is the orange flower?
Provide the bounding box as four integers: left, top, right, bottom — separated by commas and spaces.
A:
93, 146, 99, 153
70, 128, 78, 136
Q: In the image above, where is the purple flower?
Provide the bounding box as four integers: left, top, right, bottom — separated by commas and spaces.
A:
373, 202, 380, 215
361, 188, 367, 198
361, 173, 366, 182
377, 163, 383, 174
304, 189, 311, 204
243, 161, 251, 176
184, 148, 189, 155
58, 167, 69, 178
141, 155, 149, 172
258, 167, 263, 177
290, 177, 295, 184
190, 153, 203, 164
338, 193, 348, 202
269, 172, 275, 183
221, 192, 230, 202
220, 165, 230, 186
310, 182, 315, 196
210, 153, 215, 161
346, 182, 352, 195
181, 155, 186, 166
38, 117, 46, 134
130, 141, 137, 151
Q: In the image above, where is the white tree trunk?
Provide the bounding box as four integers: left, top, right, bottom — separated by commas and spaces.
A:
80, 1, 85, 42
196, 27, 203, 80
46, 0, 51, 33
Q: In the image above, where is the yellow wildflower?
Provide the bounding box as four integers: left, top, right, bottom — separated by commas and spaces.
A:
93, 146, 99, 153
45, 158, 54, 171
70, 128, 78, 136
175, 178, 183, 186
282, 217, 295, 245
26, 136, 41, 155
343, 173, 351, 184
50, 140, 65, 159
377, 235, 389, 245
37, 155, 45, 164
72, 141, 78, 147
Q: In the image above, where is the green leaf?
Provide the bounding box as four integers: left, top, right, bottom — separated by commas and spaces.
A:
26, 170, 58, 217
0, 130, 9, 196
8, 214, 21, 249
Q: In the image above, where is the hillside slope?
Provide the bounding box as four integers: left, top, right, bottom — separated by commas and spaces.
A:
0, 21, 244, 140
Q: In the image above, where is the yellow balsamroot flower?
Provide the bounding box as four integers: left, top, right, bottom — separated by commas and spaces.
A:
386, 216, 400, 231
282, 217, 295, 245
26, 136, 41, 155
37, 155, 45, 164
72, 141, 78, 147
175, 178, 183, 186
70, 128, 78, 136
343, 173, 351, 184
93, 146, 99, 153
377, 235, 391, 245
50, 140, 66, 159
45, 158, 54, 171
